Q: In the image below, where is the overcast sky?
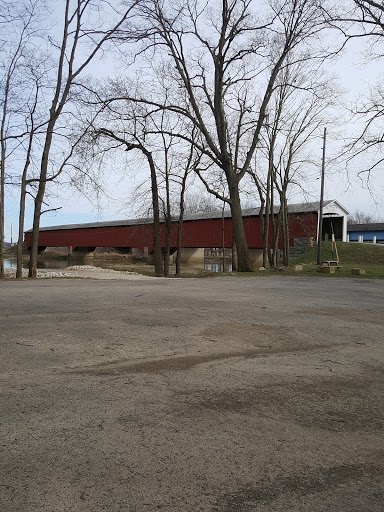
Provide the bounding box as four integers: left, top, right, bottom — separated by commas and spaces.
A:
3, 5, 384, 242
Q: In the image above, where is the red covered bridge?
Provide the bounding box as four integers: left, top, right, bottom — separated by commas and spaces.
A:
24, 200, 348, 267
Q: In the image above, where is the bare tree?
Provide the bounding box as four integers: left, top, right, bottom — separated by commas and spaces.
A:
106, 0, 330, 271
94, 123, 164, 276
154, 110, 177, 277
248, 58, 335, 267
16, 69, 42, 279
75, 76, 207, 277
332, 1, 384, 176
173, 130, 203, 277
343, 1, 384, 35
156, 122, 202, 277
349, 209, 382, 223
347, 83, 384, 177
182, 192, 221, 215
0, 0, 41, 277
28, 0, 140, 278
273, 77, 335, 266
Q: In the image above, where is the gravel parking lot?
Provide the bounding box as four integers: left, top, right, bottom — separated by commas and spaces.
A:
1, 275, 383, 511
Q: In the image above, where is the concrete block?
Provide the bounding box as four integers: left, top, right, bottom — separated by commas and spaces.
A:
352, 268, 365, 275
294, 265, 303, 272
248, 249, 264, 269
179, 248, 205, 264
318, 266, 335, 274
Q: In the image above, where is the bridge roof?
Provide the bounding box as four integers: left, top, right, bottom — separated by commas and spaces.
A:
26, 200, 336, 233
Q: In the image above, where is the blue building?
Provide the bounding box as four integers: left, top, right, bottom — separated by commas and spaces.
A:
347, 223, 384, 243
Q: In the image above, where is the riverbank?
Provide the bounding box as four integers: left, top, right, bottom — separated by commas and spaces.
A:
3, 265, 154, 280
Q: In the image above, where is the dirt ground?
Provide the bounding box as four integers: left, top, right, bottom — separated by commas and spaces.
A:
1, 275, 383, 511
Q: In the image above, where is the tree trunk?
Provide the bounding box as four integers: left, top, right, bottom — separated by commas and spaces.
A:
29, 132, 53, 278
222, 204, 226, 272
262, 173, 271, 268
17, 126, 34, 279
163, 172, 171, 277
1, 58, 13, 279
268, 182, 275, 267
0, 106, 6, 279
229, 185, 251, 272
176, 171, 188, 277
272, 209, 282, 268
232, 223, 238, 272
163, 219, 171, 276
230, 207, 250, 272
282, 194, 289, 266
0, 146, 4, 279
256, 192, 266, 269
16, 177, 28, 279
147, 153, 163, 277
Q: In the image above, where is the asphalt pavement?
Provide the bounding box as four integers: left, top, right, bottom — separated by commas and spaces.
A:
1, 276, 383, 511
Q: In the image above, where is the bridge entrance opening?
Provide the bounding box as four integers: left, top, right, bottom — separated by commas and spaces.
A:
322, 216, 343, 241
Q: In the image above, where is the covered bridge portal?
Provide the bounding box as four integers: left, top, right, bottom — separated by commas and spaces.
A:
24, 200, 348, 265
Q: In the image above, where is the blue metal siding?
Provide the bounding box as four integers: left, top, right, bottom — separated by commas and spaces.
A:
348, 230, 384, 241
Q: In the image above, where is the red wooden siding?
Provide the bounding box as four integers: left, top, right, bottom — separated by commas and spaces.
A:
24, 212, 318, 252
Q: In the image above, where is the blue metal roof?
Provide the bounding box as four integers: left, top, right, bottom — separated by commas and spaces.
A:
347, 223, 384, 232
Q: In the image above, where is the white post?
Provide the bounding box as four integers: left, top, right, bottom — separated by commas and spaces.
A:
373, 236, 377, 244
347, 234, 350, 243
343, 216, 348, 242
359, 235, 363, 243
332, 234, 335, 242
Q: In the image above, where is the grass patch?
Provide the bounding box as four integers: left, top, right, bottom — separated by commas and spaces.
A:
230, 242, 384, 279
292, 241, 384, 266
231, 265, 384, 280
287, 241, 384, 279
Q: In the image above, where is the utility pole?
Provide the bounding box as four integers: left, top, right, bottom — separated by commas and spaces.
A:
316, 127, 327, 265
222, 203, 225, 272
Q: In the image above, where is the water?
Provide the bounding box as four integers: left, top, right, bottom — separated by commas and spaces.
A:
3, 259, 14, 269
4, 257, 75, 270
